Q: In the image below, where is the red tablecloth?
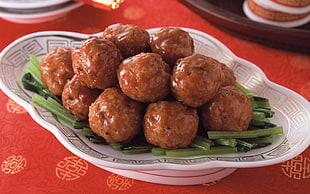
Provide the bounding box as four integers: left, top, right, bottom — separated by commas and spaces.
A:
0, 0, 309, 193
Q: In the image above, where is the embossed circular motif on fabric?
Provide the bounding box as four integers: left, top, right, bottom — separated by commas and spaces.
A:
281, 155, 310, 179
123, 6, 146, 20
107, 173, 134, 191
56, 156, 88, 181
1, 155, 27, 174
6, 99, 26, 114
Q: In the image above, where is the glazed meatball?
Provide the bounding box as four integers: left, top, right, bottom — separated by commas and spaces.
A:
72, 36, 123, 90
220, 63, 236, 87
40, 47, 74, 96
102, 23, 150, 58
150, 27, 194, 66
117, 52, 171, 103
144, 101, 199, 149
201, 86, 252, 132
62, 76, 101, 120
171, 54, 225, 107
88, 87, 143, 143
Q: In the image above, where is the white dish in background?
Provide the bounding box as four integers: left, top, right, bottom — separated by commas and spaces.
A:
263, 0, 310, 14
0, 28, 309, 185
0, 0, 70, 9
0, 1, 83, 24
244, 0, 310, 28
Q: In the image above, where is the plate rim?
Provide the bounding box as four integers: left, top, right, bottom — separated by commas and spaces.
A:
0, 0, 71, 9
0, 1, 83, 24
0, 1, 83, 18
0, 28, 309, 171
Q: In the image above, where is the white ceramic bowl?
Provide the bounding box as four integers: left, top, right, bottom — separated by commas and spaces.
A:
244, 0, 310, 28
0, 1, 83, 24
263, 0, 310, 14
0, 28, 309, 185
0, 0, 70, 9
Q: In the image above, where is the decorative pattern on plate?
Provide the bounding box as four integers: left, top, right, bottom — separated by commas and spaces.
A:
0, 29, 309, 170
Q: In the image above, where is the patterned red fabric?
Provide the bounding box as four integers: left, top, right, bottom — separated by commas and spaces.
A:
0, 0, 309, 193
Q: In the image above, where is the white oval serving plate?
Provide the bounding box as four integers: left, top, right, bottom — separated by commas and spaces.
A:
0, 28, 309, 185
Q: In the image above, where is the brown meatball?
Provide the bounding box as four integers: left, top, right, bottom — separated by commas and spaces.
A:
143, 101, 199, 149
88, 87, 143, 143
220, 63, 236, 87
40, 47, 74, 96
171, 54, 225, 108
62, 76, 101, 120
102, 23, 150, 58
150, 27, 194, 66
72, 36, 123, 90
117, 52, 171, 103
201, 86, 252, 132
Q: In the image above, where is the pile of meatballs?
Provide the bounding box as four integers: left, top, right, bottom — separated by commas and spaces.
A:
40, 23, 252, 150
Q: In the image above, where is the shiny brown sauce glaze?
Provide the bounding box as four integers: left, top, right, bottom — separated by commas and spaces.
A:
40, 46, 74, 96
